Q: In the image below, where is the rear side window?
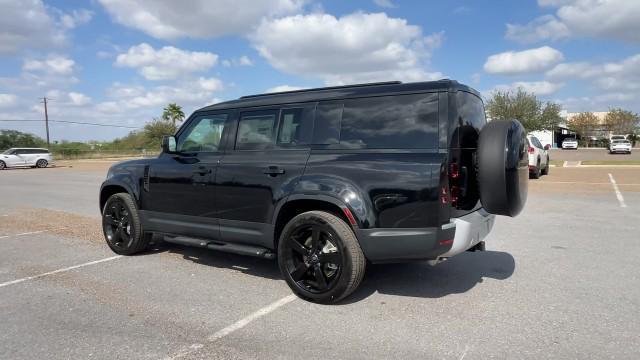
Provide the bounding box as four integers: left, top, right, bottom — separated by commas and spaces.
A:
340, 93, 439, 149
236, 110, 277, 150
312, 101, 343, 145
454, 91, 486, 149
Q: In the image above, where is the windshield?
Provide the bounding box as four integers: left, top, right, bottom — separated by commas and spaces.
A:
2, 149, 15, 155
564, 139, 576, 142
613, 140, 630, 144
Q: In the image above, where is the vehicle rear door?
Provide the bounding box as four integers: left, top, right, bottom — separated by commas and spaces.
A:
22, 149, 39, 166
142, 111, 233, 239
214, 104, 314, 248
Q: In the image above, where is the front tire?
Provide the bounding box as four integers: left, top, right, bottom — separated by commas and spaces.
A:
36, 159, 48, 168
0, 160, 5, 170
102, 192, 150, 255
278, 211, 366, 304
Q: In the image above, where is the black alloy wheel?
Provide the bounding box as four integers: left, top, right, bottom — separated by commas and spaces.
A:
283, 223, 343, 294
101, 192, 150, 255
103, 198, 133, 251
278, 211, 366, 304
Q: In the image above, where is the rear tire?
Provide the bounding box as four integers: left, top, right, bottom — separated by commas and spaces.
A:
102, 192, 151, 255
541, 157, 550, 175
530, 160, 541, 179
278, 211, 366, 304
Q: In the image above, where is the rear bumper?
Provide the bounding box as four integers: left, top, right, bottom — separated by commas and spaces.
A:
611, 148, 631, 153
562, 144, 577, 149
440, 208, 495, 257
355, 208, 495, 263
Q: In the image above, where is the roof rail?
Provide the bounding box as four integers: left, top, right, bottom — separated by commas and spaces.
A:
240, 81, 403, 99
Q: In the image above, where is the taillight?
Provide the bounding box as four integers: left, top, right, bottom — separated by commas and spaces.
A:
528, 146, 535, 154
450, 185, 460, 207
450, 163, 459, 180
440, 186, 448, 205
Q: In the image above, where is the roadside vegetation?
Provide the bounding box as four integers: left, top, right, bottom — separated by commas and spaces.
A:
485, 88, 563, 132
1, 103, 185, 159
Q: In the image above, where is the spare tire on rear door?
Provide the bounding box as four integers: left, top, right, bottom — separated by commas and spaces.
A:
477, 119, 528, 217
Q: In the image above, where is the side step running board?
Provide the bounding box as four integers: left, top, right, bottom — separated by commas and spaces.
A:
163, 235, 276, 260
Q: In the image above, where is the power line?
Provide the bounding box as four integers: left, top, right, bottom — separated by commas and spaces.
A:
0, 119, 141, 129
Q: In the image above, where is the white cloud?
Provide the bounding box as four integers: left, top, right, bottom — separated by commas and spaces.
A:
547, 53, 640, 111
60, 9, 93, 29
68, 92, 92, 106
492, 81, 564, 96
222, 56, 254, 67
506, 15, 570, 43
373, 0, 396, 8
100, 77, 224, 112
507, 0, 640, 43
0, 94, 18, 108
0, 0, 66, 54
115, 43, 218, 80
98, 0, 306, 40
251, 12, 444, 85
484, 46, 563, 75
23, 55, 76, 75
266, 85, 306, 93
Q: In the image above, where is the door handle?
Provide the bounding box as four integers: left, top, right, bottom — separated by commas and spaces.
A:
193, 167, 212, 175
263, 166, 285, 176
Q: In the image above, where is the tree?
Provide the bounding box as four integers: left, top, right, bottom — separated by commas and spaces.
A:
162, 103, 185, 126
605, 108, 639, 135
143, 118, 178, 149
567, 112, 599, 146
485, 88, 563, 132
0, 129, 46, 149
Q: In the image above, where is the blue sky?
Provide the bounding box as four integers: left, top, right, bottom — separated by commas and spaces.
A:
1, 0, 639, 141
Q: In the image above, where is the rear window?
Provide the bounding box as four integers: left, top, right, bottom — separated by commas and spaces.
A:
454, 91, 486, 149
339, 93, 439, 149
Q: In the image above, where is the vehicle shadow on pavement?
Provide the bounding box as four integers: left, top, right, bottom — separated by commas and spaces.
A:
154, 242, 282, 280
344, 251, 515, 303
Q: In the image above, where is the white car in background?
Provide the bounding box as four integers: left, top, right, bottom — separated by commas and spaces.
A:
527, 135, 549, 179
0, 148, 53, 170
562, 138, 578, 150
609, 140, 632, 154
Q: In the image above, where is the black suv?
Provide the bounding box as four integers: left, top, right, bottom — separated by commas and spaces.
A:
100, 80, 528, 303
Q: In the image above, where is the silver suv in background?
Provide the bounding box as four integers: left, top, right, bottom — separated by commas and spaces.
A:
0, 148, 53, 170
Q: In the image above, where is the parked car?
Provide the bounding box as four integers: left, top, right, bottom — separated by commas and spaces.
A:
527, 135, 549, 179
562, 138, 578, 150
610, 140, 632, 154
0, 148, 52, 170
609, 135, 627, 151
99, 80, 529, 303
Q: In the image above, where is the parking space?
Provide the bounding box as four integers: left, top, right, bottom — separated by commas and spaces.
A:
1, 164, 639, 359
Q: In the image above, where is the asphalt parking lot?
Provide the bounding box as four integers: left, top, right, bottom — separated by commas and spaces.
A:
1, 161, 639, 359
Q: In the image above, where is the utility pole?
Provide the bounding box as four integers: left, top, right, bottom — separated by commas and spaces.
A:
41, 97, 50, 149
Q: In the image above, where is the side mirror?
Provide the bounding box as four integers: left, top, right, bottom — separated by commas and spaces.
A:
544, 144, 551, 150
162, 135, 177, 153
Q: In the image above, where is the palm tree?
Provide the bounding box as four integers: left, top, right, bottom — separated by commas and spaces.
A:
162, 103, 185, 126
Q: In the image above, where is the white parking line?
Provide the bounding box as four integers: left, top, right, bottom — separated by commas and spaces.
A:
0, 255, 123, 288
167, 294, 297, 359
0, 230, 50, 239
608, 173, 627, 208
0, 214, 9, 217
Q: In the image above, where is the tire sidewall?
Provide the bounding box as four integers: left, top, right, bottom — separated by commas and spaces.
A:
102, 193, 142, 255
277, 212, 356, 303
0, 160, 5, 170
37, 159, 48, 168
